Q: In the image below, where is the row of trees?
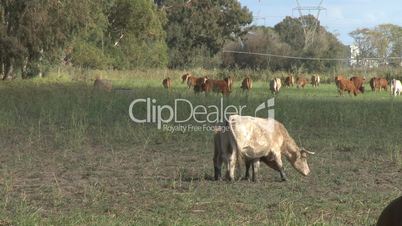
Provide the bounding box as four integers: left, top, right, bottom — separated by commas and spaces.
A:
349, 24, 402, 67
1, 0, 401, 78
0, 0, 170, 79
222, 16, 349, 72
0, 0, 252, 78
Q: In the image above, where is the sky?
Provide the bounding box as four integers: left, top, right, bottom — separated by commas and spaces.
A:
238, 0, 402, 45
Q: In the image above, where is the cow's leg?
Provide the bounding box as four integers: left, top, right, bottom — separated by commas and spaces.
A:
275, 161, 287, 181
251, 159, 260, 182
271, 153, 286, 181
213, 144, 222, 181
260, 157, 288, 181
244, 159, 251, 180
225, 150, 236, 181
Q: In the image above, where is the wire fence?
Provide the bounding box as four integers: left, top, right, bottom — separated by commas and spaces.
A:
222, 50, 402, 62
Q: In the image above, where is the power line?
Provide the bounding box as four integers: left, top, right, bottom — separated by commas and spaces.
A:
222, 50, 402, 61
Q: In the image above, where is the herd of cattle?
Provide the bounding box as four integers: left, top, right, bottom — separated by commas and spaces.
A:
335, 75, 402, 96
161, 73, 402, 96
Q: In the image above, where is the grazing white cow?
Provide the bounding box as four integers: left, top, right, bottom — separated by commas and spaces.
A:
214, 127, 288, 182
390, 79, 402, 96
221, 115, 315, 181
269, 78, 281, 95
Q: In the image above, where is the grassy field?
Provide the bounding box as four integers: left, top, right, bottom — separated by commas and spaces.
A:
0, 69, 401, 225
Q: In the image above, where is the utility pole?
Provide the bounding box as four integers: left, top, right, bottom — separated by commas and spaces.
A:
292, 0, 326, 48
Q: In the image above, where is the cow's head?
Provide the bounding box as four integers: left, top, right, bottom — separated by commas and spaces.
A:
181, 73, 191, 83
290, 147, 315, 176
199, 76, 209, 91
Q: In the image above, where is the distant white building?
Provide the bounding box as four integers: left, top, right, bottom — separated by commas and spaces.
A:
349, 44, 359, 66
349, 44, 379, 68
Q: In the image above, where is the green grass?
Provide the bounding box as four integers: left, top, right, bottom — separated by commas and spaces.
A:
0, 70, 401, 225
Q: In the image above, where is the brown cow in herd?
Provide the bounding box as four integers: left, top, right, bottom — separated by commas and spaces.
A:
193, 76, 208, 93
296, 77, 308, 88
350, 76, 365, 93
336, 76, 358, 96
201, 77, 231, 96
182, 73, 204, 90
181, 73, 205, 93
335, 75, 346, 88
370, 77, 388, 91
162, 77, 172, 90
241, 76, 253, 92
284, 75, 295, 87
311, 75, 320, 87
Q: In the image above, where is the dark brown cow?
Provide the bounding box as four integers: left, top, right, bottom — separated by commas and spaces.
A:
374, 78, 388, 91
201, 78, 230, 95
296, 77, 308, 88
241, 77, 253, 92
369, 77, 377, 91
337, 78, 358, 96
350, 76, 365, 93
162, 77, 172, 89
376, 196, 402, 226
193, 76, 208, 93
284, 75, 295, 87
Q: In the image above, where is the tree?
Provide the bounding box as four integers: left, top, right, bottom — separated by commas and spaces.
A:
0, 0, 169, 77
274, 16, 305, 51
350, 24, 402, 67
223, 17, 347, 72
376, 24, 402, 66
106, 0, 168, 68
161, 0, 252, 68
222, 26, 292, 70
0, 0, 110, 78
